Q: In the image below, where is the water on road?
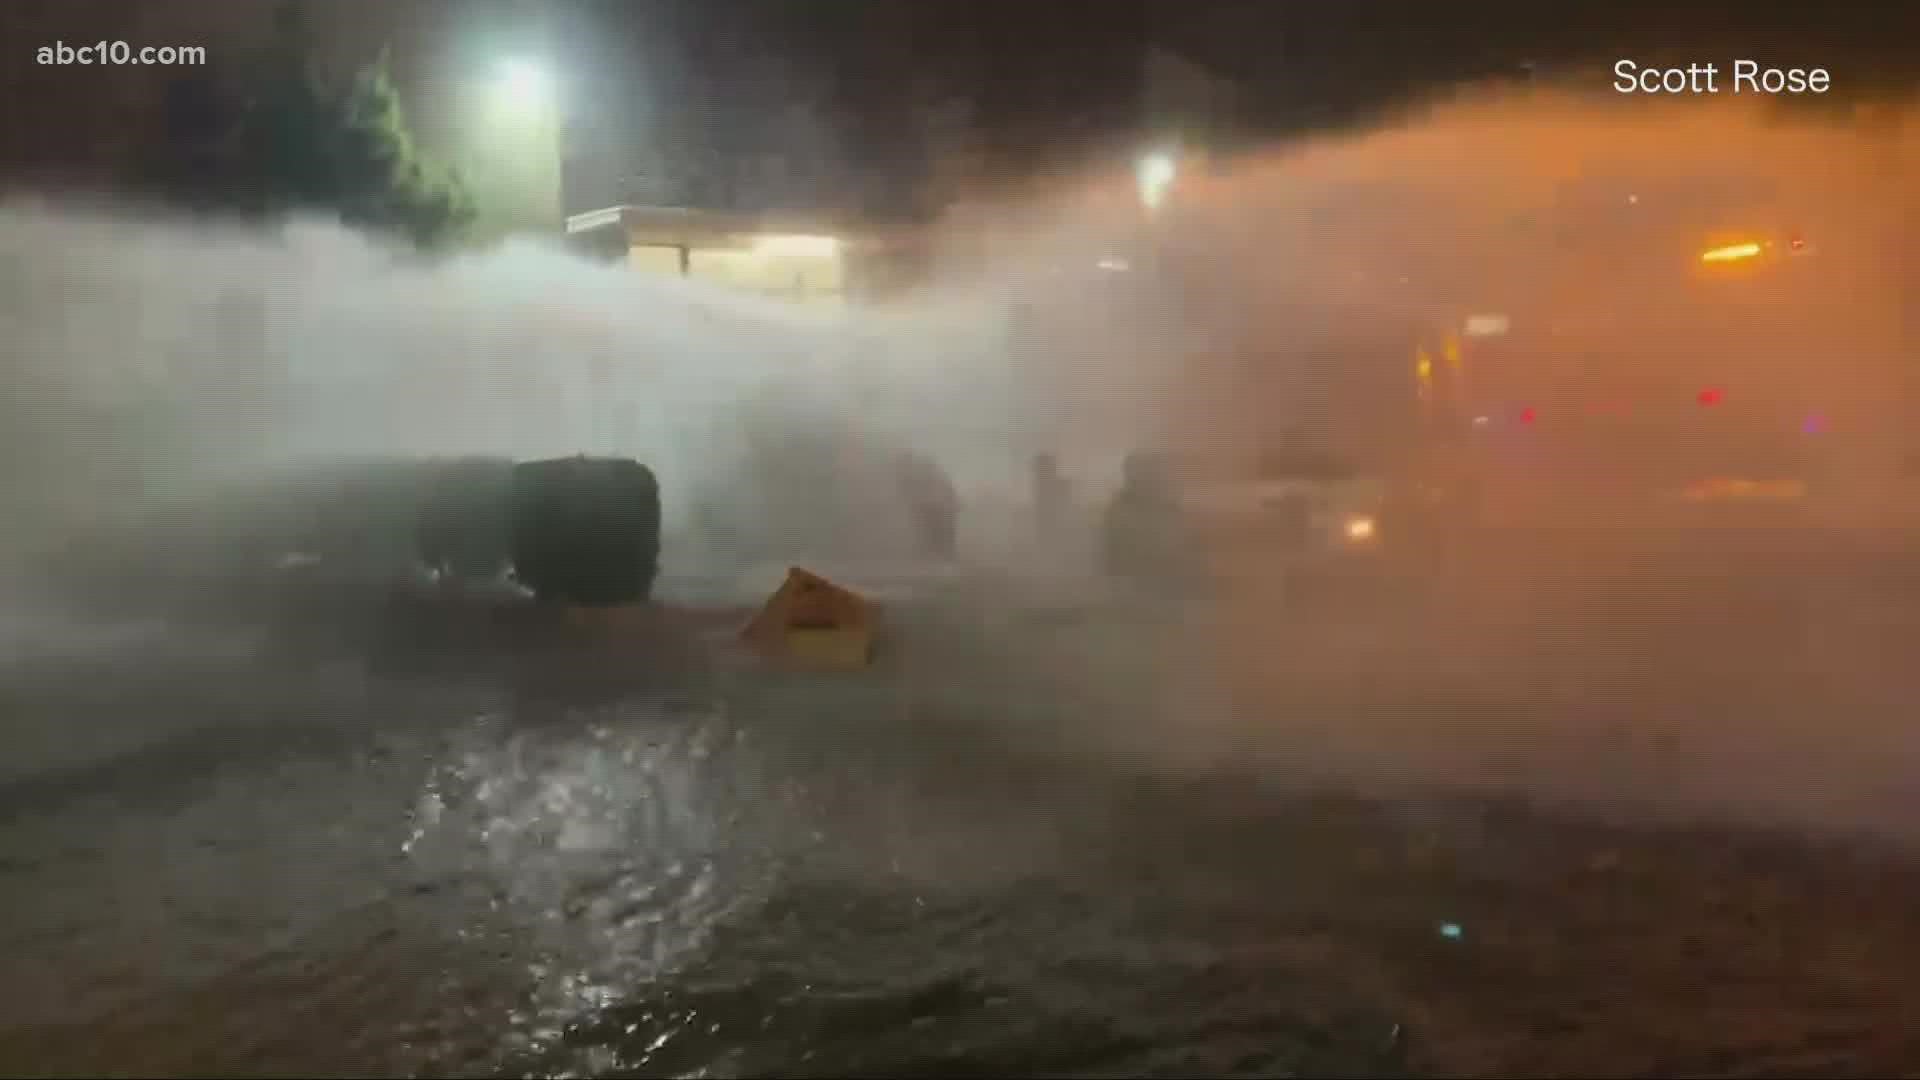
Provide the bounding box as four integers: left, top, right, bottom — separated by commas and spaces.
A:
7, 548, 1920, 1078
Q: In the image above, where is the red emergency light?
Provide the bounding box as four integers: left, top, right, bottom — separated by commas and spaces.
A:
1697, 387, 1725, 407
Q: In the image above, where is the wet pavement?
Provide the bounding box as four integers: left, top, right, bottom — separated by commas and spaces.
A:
5, 547, 1920, 1077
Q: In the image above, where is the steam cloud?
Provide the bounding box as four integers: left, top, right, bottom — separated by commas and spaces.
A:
5, 85, 1920, 835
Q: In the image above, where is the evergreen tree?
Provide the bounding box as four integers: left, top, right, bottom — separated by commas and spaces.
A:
133, 2, 474, 247
331, 57, 475, 246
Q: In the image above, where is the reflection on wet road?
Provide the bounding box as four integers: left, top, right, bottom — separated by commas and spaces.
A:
7, 551, 1920, 1077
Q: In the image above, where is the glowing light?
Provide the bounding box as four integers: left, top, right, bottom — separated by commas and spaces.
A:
1138, 153, 1176, 188
1343, 515, 1378, 543
1519, 406, 1537, 425
1697, 386, 1725, 407
752, 233, 840, 257
1700, 242, 1763, 263
1137, 152, 1177, 210
1684, 477, 1807, 502
1096, 257, 1130, 272
1464, 314, 1510, 338
1472, 414, 1492, 428
493, 59, 552, 113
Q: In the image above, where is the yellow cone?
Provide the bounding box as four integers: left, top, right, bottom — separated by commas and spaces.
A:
740, 567, 878, 669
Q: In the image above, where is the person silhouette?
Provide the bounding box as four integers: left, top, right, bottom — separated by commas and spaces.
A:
1031, 452, 1069, 541
898, 450, 959, 561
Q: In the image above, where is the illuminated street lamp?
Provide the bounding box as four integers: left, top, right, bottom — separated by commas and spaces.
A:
497, 58, 551, 108
466, 56, 562, 233
1137, 151, 1177, 211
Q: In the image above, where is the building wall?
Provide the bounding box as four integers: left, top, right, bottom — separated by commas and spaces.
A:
576, 208, 861, 308
687, 247, 845, 305
627, 244, 683, 276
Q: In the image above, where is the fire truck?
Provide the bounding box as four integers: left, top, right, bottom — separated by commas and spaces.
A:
1411, 228, 1843, 540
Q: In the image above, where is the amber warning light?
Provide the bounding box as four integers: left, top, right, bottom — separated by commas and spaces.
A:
1700, 242, 1763, 264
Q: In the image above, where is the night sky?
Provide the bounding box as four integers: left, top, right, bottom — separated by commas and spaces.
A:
2, 1, 1917, 208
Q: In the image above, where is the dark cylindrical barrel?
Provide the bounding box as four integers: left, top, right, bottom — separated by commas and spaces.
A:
415, 456, 515, 579
509, 456, 661, 606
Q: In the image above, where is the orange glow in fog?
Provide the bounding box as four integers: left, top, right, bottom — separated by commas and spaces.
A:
1700, 242, 1763, 263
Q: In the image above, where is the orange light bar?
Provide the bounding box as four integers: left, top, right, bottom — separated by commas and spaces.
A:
1700, 242, 1763, 263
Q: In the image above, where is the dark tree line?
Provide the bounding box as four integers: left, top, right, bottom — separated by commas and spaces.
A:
134, 3, 473, 247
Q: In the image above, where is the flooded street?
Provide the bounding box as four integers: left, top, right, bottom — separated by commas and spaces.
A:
1, 42, 1918, 1073
8, 550, 1920, 1078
